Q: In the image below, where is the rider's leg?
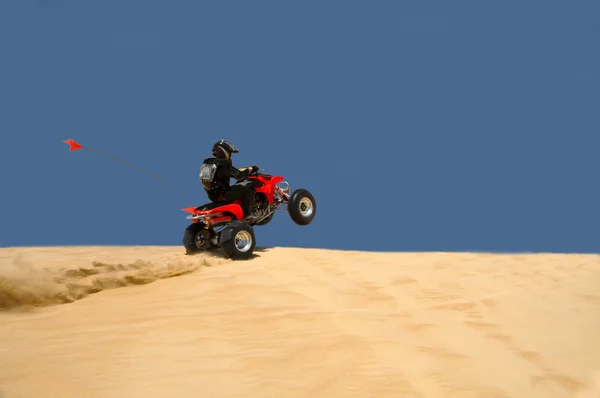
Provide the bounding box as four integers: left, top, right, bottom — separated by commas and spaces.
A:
224, 180, 255, 217
206, 190, 220, 203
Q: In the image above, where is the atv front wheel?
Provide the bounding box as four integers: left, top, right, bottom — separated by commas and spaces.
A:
288, 188, 316, 226
182, 223, 213, 254
219, 221, 256, 260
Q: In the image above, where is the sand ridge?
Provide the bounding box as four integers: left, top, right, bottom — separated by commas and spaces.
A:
0, 246, 599, 398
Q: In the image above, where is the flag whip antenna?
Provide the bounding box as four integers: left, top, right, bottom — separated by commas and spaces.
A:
63, 138, 193, 206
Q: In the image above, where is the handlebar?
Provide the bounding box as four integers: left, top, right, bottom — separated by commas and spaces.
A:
248, 165, 260, 176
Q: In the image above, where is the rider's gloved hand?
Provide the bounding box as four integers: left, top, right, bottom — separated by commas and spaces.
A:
250, 165, 259, 173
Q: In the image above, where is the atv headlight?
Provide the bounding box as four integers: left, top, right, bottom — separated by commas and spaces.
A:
277, 181, 290, 194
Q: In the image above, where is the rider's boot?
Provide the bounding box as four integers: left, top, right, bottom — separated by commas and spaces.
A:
241, 193, 256, 222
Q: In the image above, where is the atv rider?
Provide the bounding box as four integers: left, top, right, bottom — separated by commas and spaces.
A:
199, 139, 259, 221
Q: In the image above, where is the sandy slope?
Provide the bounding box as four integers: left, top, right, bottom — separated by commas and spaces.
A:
1, 247, 599, 398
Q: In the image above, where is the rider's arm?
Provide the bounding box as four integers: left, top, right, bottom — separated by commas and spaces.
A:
228, 165, 251, 181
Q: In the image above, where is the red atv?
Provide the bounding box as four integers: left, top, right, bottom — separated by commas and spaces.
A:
181, 168, 316, 260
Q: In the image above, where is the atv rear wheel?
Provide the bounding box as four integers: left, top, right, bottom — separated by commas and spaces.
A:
182, 223, 213, 254
288, 188, 316, 226
219, 221, 256, 260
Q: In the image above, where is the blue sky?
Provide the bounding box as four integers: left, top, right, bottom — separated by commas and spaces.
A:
0, 1, 598, 253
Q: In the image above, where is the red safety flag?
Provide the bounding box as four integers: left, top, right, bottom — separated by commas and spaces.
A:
63, 138, 83, 152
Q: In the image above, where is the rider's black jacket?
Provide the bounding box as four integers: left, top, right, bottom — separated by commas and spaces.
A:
201, 157, 250, 194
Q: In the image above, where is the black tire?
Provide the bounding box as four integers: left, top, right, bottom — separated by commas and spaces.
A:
219, 221, 256, 260
182, 223, 213, 254
288, 189, 316, 226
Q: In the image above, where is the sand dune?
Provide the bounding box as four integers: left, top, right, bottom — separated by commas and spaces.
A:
1, 247, 599, 398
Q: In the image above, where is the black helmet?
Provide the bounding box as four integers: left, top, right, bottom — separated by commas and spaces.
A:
212, 139, 239, 159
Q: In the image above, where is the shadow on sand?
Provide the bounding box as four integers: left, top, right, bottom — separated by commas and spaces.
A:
185, 246, 273, 261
